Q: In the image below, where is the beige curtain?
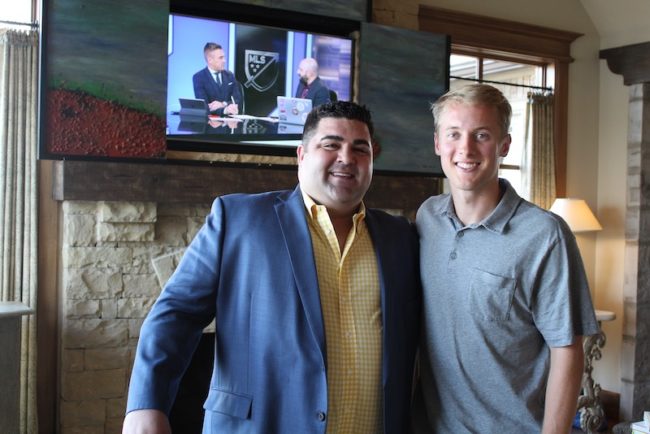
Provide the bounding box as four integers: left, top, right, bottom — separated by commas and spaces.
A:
0, 28, 39, 434
524, 91, 556, 209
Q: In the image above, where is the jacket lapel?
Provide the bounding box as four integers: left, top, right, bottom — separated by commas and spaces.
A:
206, 68, 222, 99
274, 186, 326, 363
365, 211, 391, 387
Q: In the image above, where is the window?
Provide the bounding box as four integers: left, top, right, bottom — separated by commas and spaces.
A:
0, 0, 36, 29
449, 53, 548, 197
419, 5, 581, 198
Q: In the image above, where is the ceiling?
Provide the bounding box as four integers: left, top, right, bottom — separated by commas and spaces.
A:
580, 0, 650, 47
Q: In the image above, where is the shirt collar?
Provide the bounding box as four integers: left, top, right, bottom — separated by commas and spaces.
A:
300, 191, 366, 225
435, 178, 522, 234
481, 179, 522, 233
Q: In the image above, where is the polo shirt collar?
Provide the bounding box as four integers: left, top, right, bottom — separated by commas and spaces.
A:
437, 178, 522, 234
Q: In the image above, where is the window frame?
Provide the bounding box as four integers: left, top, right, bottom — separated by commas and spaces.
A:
418, 6, 582, 197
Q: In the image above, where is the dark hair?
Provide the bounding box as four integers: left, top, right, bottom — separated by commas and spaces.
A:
203, 42, 223, 53
302, 101, 374, 146
431, 84, 512, 137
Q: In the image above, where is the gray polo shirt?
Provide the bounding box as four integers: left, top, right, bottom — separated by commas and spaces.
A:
412, 179, 598, 433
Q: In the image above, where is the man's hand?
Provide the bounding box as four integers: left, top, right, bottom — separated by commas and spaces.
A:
122, 409, 171, 434
208, 100, 228, 112
224, 103, 239, 115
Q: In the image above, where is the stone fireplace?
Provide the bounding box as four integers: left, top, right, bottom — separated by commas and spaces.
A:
59, 199, 208, 433
49, 160, 437, 433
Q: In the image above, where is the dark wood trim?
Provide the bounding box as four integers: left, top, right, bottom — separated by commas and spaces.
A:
418, 6, 581, 62
52, 160, 440, 214
418, 5, 582, 197
554, 61, 570, 198
600, 41, 650, 85
37, 160, 60, 434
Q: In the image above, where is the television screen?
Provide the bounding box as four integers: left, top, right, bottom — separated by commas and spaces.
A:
166, 12, 354, 154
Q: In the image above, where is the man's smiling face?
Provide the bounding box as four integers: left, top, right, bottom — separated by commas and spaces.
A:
297, 117, 373, 218
435, 102, 510, 197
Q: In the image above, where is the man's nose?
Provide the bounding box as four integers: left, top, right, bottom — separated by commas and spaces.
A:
457, 135, 475, 154
337, 146, 355, 164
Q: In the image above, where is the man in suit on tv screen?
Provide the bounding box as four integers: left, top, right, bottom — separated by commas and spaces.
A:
193, 42, 243, 116
295, 57, 331, 108
122, 101, 421, 434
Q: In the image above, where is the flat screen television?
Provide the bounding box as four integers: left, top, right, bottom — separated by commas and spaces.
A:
166, 3, 358, 156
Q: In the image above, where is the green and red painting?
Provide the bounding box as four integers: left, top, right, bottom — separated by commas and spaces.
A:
42, 0, 168, 159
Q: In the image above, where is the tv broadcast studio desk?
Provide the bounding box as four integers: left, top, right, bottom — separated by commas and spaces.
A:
578, 309, 616, 434
0, 301, 34, 434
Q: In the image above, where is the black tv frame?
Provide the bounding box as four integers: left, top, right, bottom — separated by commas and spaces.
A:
166, 0, 362, 158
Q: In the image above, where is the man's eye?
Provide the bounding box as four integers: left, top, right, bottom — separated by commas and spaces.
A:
476, 132, 490, 140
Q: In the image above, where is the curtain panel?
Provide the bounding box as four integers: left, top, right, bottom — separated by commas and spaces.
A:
0, 27, 40, 434
524, 91, 556, 210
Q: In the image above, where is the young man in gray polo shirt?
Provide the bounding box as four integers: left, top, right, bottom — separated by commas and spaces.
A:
411, 84, 599, 433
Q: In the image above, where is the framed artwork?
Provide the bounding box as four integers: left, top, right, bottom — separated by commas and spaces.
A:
358, 23, 449, 175
39, 0, 168, 159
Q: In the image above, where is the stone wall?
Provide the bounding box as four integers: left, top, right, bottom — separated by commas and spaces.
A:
59, 200, 210, 434
620, 82, 650, 420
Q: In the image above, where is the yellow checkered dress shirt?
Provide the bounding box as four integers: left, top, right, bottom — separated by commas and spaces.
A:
302, 193, 383, 434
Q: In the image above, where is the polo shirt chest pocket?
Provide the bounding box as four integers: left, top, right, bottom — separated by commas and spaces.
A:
468, 269, 516, 321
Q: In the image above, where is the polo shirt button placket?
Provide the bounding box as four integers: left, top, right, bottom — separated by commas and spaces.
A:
317, 411, 327, 422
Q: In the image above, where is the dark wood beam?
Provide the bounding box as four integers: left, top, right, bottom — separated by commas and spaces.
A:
600, 42, 650, 86
52, 160, 440, 214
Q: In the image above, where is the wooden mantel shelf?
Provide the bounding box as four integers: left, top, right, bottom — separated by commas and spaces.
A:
52, 160, 440, 213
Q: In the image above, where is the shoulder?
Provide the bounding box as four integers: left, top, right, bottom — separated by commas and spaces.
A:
367, 207, 407, 223
514, 199, 572, 236
218, 189, 292, 209
366, 208, 416, 238
416, 194, 450, 219
314, 78, 327, 91
193, 68, 207, 80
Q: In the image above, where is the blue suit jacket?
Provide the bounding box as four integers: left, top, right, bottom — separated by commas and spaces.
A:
295, 77, 331, 108
193, 67, 243, 115
126, 186, 421, 434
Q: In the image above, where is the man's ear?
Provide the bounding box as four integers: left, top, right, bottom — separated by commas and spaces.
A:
434, 133, 441, 156
499, 134, 512, 157
372, 140, 381, 160
297, 145, 305, 162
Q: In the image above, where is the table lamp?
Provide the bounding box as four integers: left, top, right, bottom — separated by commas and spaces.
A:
549, 198, 602, 233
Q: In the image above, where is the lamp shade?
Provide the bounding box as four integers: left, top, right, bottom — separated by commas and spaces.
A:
549, 198, 602, 233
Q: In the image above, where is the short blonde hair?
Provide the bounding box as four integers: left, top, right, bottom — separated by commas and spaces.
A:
431, 84, 512, 137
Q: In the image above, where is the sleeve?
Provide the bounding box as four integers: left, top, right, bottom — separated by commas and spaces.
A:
193, 71, 207, 102
126, 197, 225, 415
532, 224, 599, 347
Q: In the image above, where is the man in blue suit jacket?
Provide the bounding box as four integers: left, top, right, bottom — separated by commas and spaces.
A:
295, 58, 331, 108
123, 101, 421, 434
193, 42, 243, 116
